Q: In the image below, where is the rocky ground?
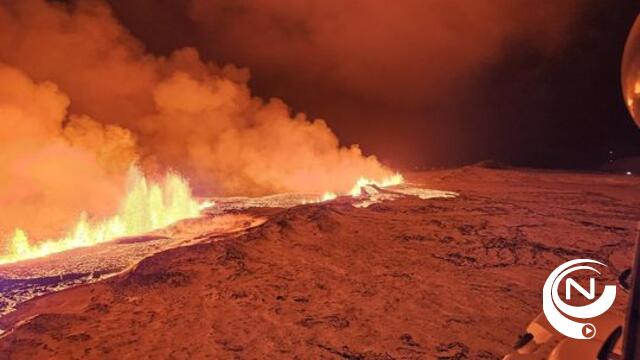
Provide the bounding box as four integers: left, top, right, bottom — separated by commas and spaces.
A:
0, 166, 638, 359
0, 214, 266, 317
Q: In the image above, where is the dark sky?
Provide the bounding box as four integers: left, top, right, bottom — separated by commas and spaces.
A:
108, 0, 640, 170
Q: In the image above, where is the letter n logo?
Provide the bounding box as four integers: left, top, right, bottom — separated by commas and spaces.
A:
565, 278, 595, 300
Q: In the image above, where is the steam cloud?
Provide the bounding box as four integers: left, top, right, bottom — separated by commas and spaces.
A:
0, 0, 394, 243
108, 0, 586, 164
0, 0, 587, 245
0, 64, 133, 240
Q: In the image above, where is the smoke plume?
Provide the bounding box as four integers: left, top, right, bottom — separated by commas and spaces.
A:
108, 0, 588, 165
0, 64, 135, 240
0, 0, 393, 242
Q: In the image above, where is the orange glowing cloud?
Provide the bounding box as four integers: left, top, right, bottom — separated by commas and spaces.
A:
0, 0, 395, 247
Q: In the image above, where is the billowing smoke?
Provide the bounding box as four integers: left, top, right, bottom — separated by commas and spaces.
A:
0, 64, 135, 240
108, 0, 587, 165
0, 0, 393, 242
180, 0, 582, 106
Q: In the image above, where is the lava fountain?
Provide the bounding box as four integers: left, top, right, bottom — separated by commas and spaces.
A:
349, 173, 405, 196
0, 167, 203, 265
0, 166, 405, 265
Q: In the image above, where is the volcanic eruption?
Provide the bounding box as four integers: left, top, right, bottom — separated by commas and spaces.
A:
0, 1, 639, 359
0, 0, 401, 264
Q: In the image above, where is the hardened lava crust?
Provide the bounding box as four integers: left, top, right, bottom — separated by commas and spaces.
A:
0, 166, 639, 359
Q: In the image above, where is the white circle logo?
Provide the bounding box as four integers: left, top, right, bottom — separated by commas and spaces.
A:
542, 259, 617, 339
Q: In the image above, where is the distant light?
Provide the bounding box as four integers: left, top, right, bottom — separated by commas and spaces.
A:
626, 171, 633, 175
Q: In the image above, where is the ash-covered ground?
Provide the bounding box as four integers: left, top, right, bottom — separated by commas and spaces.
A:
0, 166, 638, 359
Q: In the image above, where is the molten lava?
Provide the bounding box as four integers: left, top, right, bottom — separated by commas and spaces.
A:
0, 170, 404, 265
349, 173, 405, 196
0, 168, 202, 265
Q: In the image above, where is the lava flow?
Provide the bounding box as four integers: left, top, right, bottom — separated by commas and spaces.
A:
349, 174, 405, 196
0, 169, 406, 265
0, 167, 203, 265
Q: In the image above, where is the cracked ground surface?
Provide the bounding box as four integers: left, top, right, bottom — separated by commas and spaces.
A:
0, 166, 638, 359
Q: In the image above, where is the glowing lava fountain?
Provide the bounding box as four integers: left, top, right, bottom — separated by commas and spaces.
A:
0, 168, 203, 265
349, 173, 404, 196
0, 169, 404, 265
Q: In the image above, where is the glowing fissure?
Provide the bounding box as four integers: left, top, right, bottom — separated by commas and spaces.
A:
0, 167, 202, 265
304, 173, 404, 204
349, 173, 404, 196
0, 171, 403, 265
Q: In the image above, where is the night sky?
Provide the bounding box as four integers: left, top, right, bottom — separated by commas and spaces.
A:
109, 0, 640, 170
